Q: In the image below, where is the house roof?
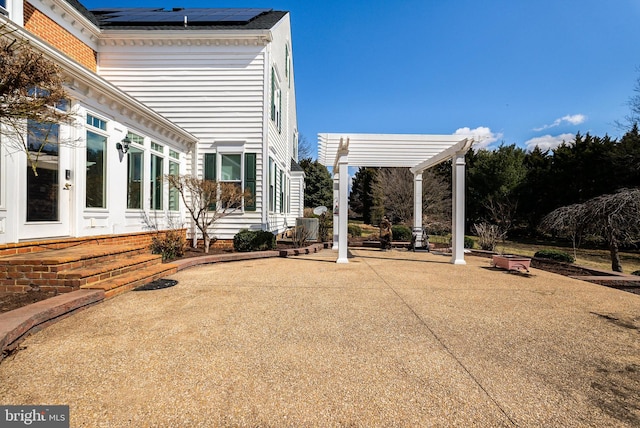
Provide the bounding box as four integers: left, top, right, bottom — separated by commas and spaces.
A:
65, 0, 101, 27
290, 159, 304, 172
86, 7, 287, 30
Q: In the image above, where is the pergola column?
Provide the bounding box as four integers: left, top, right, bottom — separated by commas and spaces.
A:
332, 172, 339, 250
413, 173, 423, 247
336, 154, 349, 263
451, 151, 467, 265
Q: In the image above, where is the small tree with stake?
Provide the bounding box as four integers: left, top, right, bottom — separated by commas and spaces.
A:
167, 175, 252, 253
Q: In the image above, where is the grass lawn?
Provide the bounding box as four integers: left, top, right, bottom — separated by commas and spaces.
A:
430, 234, 640, 274
350, 223, 640, 274
496, 241, 640, 274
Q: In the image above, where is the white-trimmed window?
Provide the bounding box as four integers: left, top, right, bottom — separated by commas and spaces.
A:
150, 142, 164, 210
269, 157, 275, 212
126, 132, 144, 210
168, 150, 180, 211
85, 113, 108, 208
270, 67, 282, 133
204, 151, 257, 212
220, 154, 242, 209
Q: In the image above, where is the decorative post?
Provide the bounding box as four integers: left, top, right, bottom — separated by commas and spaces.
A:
336, 154, 349, 263
332, 172, 339, 250
413, 173, 423, 248
451, 151, 466, 265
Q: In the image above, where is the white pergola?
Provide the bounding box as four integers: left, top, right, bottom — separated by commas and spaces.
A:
317, 133, 474, 264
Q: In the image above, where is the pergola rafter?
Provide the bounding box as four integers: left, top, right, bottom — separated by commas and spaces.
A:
317, 133, 474, 264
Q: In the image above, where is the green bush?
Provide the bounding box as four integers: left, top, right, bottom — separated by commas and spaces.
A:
391, 225, 412, 241
233, 230, 255, 252
533, 249, 575, 263
150, 230, 185, 261
348, 224, 362, 237
464, 236, 475, 249
253, 230, 277, 251
233, 229, 276, 252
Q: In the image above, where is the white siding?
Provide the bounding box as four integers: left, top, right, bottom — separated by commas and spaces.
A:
96, 12, 300, 240
98, 42, 268, 239
98, 46, 266, 148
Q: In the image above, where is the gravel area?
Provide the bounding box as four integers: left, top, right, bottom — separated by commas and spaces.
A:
1, 249, 639, 427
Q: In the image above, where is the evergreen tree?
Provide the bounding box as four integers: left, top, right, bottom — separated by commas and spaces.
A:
613, 124, 640, 188
299, 158, 332, 208
350, 167, 378, 223
517, 146, 552, 232
466, 143, 527, 226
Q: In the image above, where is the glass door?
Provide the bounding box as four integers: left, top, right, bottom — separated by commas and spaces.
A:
19, 121, 71, 240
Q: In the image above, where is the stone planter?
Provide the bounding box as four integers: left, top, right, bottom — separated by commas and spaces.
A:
492, 254, 531, 273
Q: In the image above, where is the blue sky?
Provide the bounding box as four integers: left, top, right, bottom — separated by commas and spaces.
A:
82, 0, 640, 155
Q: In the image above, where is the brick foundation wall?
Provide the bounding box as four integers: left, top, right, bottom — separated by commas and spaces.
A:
0, 230, 187, 258
24, 1, 97, 71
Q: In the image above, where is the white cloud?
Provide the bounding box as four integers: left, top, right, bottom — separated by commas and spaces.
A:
534, 114, 586, 131
454, 126, 502, 149
524, 133, 574, 151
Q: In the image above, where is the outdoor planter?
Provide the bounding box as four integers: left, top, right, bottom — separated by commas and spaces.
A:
492, 254, 531, 273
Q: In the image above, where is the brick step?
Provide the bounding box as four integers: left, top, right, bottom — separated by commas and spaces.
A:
0, 244, 147, 270
81, 263, 179, 298
0, 244, 150, 291
58, 254, 163, 287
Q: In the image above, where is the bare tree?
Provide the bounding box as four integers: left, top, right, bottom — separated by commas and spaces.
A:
422, 169, 451, 233
616, 67, 640, 130
539, 203, 586, 260
166, 175, 252, 253
484, 196, 518, 247
582, 188, 640, 272
297, 133, 314, 161
539, 188, 640, 272
372, 167, 451, 230
376, 168, 414, 224
1, 24, 76, 173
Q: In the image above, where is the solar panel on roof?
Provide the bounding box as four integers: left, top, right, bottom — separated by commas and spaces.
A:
92, 7, 272, 26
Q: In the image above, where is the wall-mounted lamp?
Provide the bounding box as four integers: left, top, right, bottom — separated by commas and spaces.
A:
116, 137, 131, 154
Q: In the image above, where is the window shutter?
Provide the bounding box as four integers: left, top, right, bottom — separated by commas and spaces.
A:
278, 90, 282, 132
244, 153, 257, 211
204, 153, 216, 180
270, 68, 275, 121
279, 169, 284, 212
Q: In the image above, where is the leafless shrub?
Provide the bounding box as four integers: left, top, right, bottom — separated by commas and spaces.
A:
473, 222, 501, 252
1, 23, 79, 173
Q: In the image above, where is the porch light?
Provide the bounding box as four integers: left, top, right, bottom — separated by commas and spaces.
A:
116, 137, 131, 154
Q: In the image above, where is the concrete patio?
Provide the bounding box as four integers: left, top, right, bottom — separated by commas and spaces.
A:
1, 248, 639, 427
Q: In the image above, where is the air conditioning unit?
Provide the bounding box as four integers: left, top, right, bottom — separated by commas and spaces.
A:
295, 217, 319, 241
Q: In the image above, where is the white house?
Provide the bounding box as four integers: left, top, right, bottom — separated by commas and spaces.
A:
0, 0, 303, 249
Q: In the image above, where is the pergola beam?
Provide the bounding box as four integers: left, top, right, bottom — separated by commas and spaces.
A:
409, 138, 474, 174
